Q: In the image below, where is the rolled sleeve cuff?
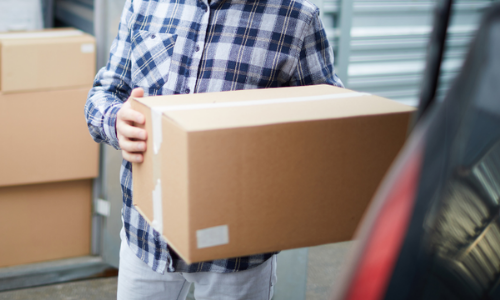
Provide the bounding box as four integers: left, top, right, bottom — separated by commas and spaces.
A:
103, 103, 123, 150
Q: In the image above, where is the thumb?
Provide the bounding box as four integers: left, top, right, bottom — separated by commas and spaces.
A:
130, 87, 144, 98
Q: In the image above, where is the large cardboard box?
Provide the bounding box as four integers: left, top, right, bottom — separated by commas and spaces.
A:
0, 179, 92, 268
130, 85, 415, 263
0, 88, 99, 187
0, 28, 95, 93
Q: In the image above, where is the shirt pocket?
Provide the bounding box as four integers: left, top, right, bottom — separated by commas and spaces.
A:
130, 30, 177, 95
245, 46, 297, 88
223, 41, 298, 90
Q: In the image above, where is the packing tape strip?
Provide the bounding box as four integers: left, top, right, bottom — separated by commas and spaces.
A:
152, 150, 162, 186
0, 30, 84, 40
156, 91, 371, 112
152, 179, 163, 234
150, 91, 370, 153
151, 108, 164, 155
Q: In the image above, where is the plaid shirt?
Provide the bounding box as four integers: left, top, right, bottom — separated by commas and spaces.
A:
85, 0, 343, 274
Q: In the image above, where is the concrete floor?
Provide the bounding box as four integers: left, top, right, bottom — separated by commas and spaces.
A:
306, 242, 352, 300
0, 277, 118, 300
0, 242, 353, 300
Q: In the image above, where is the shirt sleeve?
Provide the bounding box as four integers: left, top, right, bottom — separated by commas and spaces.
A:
289, 8, 344, 88
84, 0, 136, 150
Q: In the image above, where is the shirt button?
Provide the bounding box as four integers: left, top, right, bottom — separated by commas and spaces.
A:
195, 45, 200, 52
151, 34, 156, 39
185, 88, 191, 94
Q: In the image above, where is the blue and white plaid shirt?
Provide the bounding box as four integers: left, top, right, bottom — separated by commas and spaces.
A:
85, 0, 342, 274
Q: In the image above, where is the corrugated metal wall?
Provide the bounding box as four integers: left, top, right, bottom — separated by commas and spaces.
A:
309, 0, 495, 106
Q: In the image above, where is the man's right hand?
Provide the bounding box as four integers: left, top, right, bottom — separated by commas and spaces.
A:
116, 88, 147, 163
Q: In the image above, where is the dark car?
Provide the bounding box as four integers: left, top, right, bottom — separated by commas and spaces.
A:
332, 1, 500, 299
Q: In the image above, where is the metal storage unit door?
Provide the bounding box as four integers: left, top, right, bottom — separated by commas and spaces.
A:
308, 0, 495, 106
54, 0, 94, 33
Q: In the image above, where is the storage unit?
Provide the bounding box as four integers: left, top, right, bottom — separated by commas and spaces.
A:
54, 0, 94, 35
131, 85, 414, 263
32, 1, 496, 298
309, 0, 495, 106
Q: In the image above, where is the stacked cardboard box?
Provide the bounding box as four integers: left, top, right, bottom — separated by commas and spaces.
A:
0, 28, 99, 268
131, 85, 415, 263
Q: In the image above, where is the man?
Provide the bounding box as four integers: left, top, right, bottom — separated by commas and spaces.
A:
85, 0, 343, 298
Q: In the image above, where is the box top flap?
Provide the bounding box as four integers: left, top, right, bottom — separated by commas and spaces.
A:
135, 85, 415, 132
0, 28, 94, 45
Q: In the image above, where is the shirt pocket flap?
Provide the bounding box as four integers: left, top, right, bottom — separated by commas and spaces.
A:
130, 30, 177, 91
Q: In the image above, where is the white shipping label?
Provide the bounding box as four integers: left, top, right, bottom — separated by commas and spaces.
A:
95, 198, 110, 217
81, 43, 95, 53
197, 225, 229, 249
152, 179, 163, 234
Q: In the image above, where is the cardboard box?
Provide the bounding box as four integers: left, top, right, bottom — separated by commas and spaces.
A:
0, 28, 95, 93
130, 85, 415, 263
0, 88, 99, 187
0, 179, 92, 268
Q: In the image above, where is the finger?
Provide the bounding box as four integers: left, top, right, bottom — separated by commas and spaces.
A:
130, 88, 144, 98
117, 122, 147, 140
118, 106, 146, 125
119, 138, 147, 153
122, 150, 144, 163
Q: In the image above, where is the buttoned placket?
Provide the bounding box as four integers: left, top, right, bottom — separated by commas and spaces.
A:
184, 0, 211, 94
152, 2, 211, 264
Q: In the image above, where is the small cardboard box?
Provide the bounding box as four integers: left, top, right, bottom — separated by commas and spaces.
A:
130, 85, 415, 263
0, 28, 95, 93
0, 88, 99, 187
0, 179, 92, 268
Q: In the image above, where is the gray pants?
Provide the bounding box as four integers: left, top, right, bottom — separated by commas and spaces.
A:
117, 230, 277, 300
